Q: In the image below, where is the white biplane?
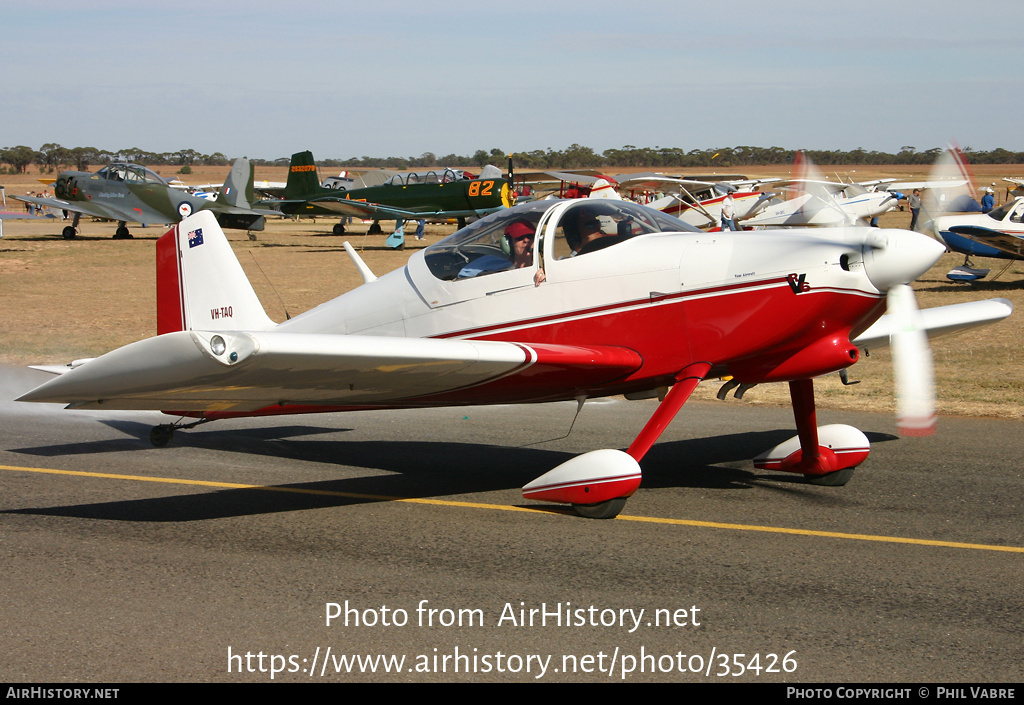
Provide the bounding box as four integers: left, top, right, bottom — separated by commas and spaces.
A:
19, 199, 1012, 518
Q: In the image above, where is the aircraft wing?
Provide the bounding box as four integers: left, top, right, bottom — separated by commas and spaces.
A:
730, 178, 782, 190
883, 180, 967, 191
615, 175, 716, 192
19, 330, 642, 413
207, 204, 281, 218
513, 169, 604, 184
852, 298, 1013, 351
772, 179, 855, 196
945, 225, 1024, 258
13, 194, 171, 225
287, 197, 499, 221
14, 195, 75, 211
541, 171, 615, 185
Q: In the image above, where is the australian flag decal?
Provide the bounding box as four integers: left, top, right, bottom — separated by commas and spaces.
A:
188, 228, 204, 248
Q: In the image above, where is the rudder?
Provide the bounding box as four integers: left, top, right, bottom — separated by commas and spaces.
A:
215, 157, 256, 209
284, 150, 321, 199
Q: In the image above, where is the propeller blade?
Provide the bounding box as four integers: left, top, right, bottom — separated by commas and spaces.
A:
887, 283, 936, 436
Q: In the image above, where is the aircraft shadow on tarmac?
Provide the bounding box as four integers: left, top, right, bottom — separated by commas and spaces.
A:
926, 279, 1024, 293
5, 417, 898, 522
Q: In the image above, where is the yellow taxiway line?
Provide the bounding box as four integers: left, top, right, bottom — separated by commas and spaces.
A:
2, 463, 1022, 554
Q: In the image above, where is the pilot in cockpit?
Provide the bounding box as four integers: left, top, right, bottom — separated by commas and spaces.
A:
505, 221, 536, 269
506, 220, 546, 285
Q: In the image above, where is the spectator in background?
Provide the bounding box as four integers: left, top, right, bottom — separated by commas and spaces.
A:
909, 190, 922, 231
720, 192, 738, 231
980, 188, 995, 213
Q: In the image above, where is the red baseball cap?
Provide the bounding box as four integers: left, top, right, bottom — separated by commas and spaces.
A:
505, 222, 534, 239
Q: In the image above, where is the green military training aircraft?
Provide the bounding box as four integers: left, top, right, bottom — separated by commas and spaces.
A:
259, 150, 513, 248
16, 158, 273, 240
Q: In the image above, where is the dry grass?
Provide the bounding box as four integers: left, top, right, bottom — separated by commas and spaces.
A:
2, 163, 1022, 419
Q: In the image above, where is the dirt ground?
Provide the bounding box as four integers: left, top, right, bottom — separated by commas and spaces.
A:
2, 163, 1022, 420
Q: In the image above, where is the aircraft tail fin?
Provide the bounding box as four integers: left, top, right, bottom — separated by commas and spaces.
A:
284, 150, 321, 199
216, 157, 256, 208
156, 210, 276, 335
587, 178, 622, 200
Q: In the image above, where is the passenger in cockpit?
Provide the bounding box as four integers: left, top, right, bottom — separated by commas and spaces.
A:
575, 216, 607, 255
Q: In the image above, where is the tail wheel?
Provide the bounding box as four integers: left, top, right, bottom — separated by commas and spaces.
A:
150, 425, 174, 447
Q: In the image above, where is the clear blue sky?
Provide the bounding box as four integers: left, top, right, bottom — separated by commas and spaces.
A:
2, 0, 1019, 161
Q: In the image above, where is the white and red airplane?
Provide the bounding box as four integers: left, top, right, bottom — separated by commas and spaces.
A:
740, 152, 902, 228
741, 180, 901, 227
613, 174, 778, 229
18, 200, 1012, 518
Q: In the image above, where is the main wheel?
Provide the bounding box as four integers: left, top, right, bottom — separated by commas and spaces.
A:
332, 223, 346, 235
572, 497, 627, 520
62, 226, 77, 240
804, 467, 855, 486
150, 425, 174, 448
113, 225, 132, 239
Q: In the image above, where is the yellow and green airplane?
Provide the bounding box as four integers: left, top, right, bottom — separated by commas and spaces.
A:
261, 151, 514, 248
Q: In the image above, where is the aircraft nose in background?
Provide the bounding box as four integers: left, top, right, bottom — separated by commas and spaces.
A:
862, 229, 946, 292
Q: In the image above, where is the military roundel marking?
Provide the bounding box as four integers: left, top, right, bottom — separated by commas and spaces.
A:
178, 202, 193, 218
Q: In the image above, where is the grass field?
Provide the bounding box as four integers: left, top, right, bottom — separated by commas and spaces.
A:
2, 163, 1022, 420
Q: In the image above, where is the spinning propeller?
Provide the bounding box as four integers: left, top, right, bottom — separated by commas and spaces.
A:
886, 284, 936, 435
860, 229, 945, 435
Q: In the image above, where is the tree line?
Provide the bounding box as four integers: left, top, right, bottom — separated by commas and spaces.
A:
0, 145, 232, 174
3, 142, 1023, 174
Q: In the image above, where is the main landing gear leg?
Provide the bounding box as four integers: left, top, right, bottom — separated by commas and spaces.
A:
625, 362, 712, 462
149, 417, 214, 447
62, 212, 81, 239
753, 378, 870, 485
522, 362, 712, 519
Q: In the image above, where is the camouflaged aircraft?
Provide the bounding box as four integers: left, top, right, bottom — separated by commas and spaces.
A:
15, 158, 272, 239
258, 151, 513, 248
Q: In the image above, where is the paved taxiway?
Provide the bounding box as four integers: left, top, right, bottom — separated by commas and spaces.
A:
1, 366, 1021, 682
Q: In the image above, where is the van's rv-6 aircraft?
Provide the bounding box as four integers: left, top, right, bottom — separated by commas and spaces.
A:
19, 200, 1012, 518
14, 159, 271, 239
259, 151, 513, 248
